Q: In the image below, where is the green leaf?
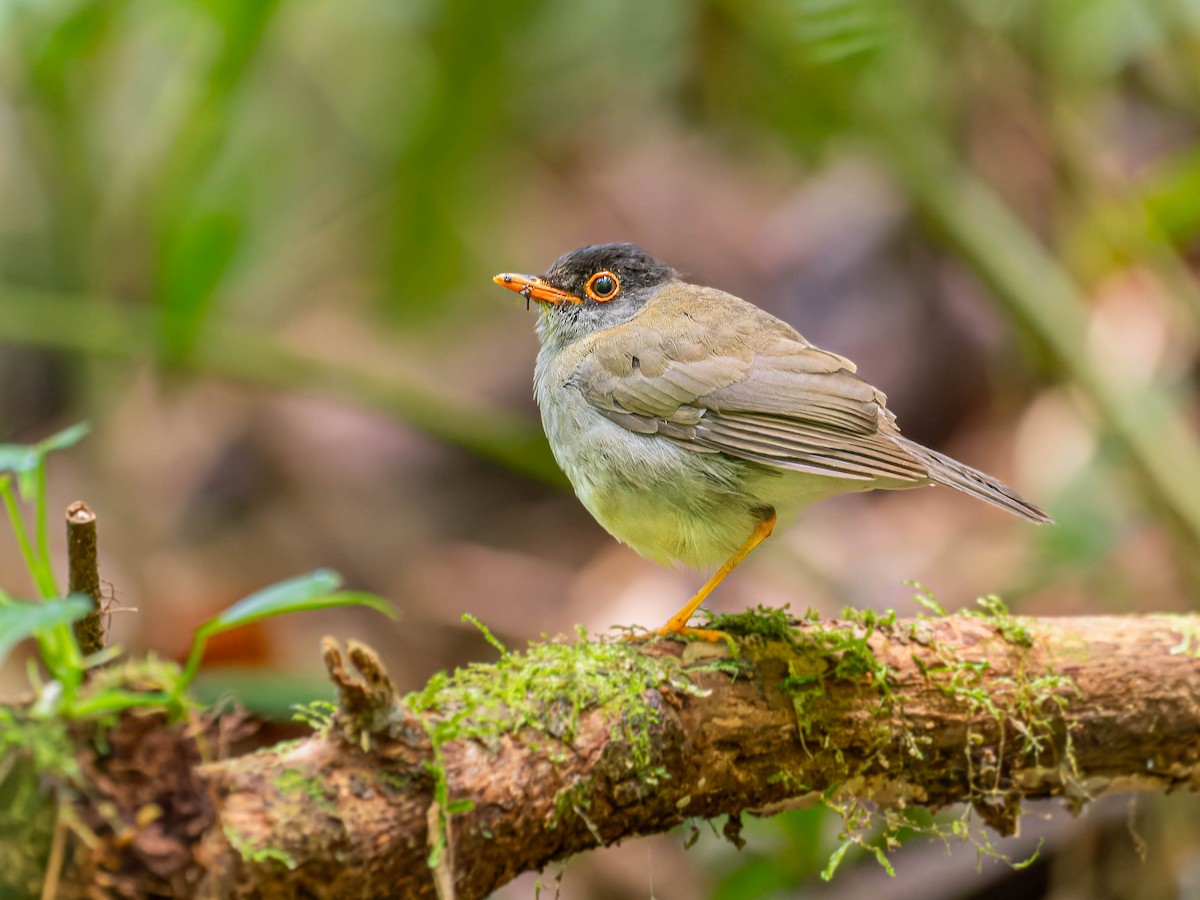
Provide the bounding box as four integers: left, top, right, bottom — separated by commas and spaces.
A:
37, 421, 91, 454
462, 613, 507, 655
0, 422, 91, 501
783, 0, 900, 65
905, 580, 946, 617
0, 422, 91, 475
0, 446, 37, 475
869, 843, 896, 876
196, 569, 394, 638
177, 570, 395, 694
0, 595, 92, 667
821, 841, 852, 881
1012, 837, 1044, 870
159, 209, 244, 362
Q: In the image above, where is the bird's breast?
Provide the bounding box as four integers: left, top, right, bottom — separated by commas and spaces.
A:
534, 347, 775, 569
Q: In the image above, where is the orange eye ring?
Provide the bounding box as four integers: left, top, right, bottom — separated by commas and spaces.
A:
585, 271, 620, 302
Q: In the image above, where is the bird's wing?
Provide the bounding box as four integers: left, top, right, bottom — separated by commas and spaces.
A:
571, 284, 929, 483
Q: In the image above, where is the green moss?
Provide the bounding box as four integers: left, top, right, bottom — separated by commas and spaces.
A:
695, 596, 1068, 879
407, 625, 697, 770
914, 602, 1079, 773
405, 602, 1076, 883
689, 655, 749, 680
0, 654, 202, 896
966, 595, 1033, 648
274, 768, 337, 816
766, 768, 808, 793
775, 612, 897, 742
0, 708, 79, 785
1154, 614, 1200, 659
222, 823, 296, 869
378, 769, 414, 793
829, 594, 1079, 876
906, 580, 947, 617
291, 700, 337, 734
700, 604, 813, 640
65, 654, 189, 726
0, 713, 70, 897
407, 623, 705, 867
260, 737, 307, 757
730, 589, 1077, 880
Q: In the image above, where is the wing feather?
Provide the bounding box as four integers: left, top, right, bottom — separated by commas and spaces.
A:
570, 283, 930, 484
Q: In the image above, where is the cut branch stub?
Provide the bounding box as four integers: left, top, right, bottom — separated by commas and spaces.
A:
66, 500, 104, 655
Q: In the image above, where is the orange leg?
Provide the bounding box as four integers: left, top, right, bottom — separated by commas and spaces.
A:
657, 510, 778, 639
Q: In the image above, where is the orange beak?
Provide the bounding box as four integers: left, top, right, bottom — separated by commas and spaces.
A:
492, 273, 582, 306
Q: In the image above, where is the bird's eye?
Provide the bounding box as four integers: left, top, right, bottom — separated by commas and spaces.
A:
585, 271, 620, 302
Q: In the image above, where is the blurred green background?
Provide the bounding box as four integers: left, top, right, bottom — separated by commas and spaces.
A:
2, 0, 1200, 896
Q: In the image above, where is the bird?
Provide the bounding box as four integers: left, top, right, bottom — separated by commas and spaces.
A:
493, 243, 1051, 637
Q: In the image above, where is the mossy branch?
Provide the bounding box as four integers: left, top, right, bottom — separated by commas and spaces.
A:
44, 610, 1199, 899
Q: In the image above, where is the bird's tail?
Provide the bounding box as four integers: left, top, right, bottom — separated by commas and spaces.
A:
896, 437, 1053, 524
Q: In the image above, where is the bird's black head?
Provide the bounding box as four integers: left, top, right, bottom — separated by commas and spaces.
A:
542, 243, 677, 304
493, 243, 678, 347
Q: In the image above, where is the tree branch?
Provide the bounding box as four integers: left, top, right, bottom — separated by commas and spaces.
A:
58, 612, 1200, 899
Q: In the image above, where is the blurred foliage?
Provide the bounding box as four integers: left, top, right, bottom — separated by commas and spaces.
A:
1, 0, 1198, 506
2, 0, 1200, 896
707, 808, 833, 899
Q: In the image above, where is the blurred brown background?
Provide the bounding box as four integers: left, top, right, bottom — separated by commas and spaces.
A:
2, 0, 1200, 896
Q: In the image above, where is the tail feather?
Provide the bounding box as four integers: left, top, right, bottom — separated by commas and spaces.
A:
897, 437, 1053, 525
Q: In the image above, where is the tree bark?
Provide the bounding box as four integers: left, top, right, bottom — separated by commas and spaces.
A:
57, 612, 1200, 899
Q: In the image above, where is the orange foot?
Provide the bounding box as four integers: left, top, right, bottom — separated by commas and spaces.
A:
623, 623, 726, 642
653, 623, 726, 642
